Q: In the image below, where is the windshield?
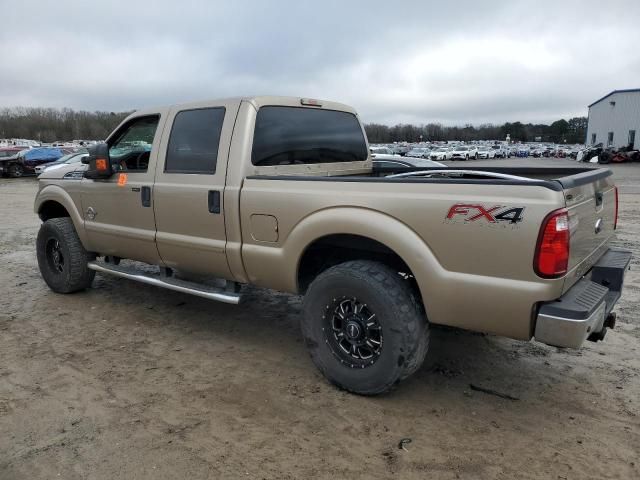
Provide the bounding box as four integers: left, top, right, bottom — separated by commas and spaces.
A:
457, 146, 468, 151
55, 153, 78, 163
66, 154, 87, 164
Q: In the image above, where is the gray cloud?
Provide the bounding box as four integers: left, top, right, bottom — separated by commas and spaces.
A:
1, 0, 639, 125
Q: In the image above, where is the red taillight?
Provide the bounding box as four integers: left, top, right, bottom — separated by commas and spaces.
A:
534, 208, 570, 278
614, 186, 619, 230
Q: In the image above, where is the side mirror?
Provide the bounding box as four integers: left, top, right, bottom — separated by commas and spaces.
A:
84, 144, 113, 179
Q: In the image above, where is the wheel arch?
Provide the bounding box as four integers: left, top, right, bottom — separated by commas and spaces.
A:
281, 207, 445, 313
35, 185, 89, 246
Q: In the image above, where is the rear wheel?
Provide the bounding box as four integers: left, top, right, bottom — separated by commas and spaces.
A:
8, 163, 24, 178
301, 260, 429, 395
37, 218, 95, 293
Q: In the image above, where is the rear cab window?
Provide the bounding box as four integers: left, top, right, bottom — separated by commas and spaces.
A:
251, 106, 367, 166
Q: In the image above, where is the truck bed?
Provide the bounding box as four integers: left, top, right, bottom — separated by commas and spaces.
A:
249, 165, 610, 191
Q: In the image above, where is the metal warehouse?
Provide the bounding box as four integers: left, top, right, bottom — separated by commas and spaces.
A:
586, 89, 640, 149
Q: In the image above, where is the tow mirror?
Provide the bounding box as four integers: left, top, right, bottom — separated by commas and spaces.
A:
84, 143, 113, 179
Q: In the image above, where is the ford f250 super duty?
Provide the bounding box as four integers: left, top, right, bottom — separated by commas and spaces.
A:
34, 96, 631, 394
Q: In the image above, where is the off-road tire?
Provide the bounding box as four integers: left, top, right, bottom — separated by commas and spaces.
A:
8, 163, 24, 178
37, 218, 95, 293
301, 260, 429, 395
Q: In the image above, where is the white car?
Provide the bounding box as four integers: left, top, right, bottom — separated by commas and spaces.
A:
450, 145, 477, 160
476, 146, 496, 159
429, 147, 452, 161
405, 147, 431, 159
34, 152, 88, 175
490, 145, 510, 158
370, 146, 393, 155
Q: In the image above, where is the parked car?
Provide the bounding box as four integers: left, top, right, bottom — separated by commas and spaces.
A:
429, 147, 452, 161
490, 145, 509, 158
405, 147, 430, 159
35, 152, 89, 176
450, 145, 477, 160
477, 146, 496, 159
0, 147, 28, 177
8, 147, 74, 177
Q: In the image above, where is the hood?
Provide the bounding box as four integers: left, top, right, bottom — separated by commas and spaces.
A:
38, 162, 86, 180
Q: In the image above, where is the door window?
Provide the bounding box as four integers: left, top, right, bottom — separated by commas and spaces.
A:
109, 116, 160, 172
165, 108, 225, 174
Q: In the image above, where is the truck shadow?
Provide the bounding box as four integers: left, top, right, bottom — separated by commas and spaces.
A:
98, 276, 584, 396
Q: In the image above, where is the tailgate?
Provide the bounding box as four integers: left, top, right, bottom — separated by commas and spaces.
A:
561, 169, 616, 293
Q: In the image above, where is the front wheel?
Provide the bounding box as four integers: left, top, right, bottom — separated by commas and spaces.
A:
37, 218, 96, 293
301, 260, 429, 395
8, 163, 24, 178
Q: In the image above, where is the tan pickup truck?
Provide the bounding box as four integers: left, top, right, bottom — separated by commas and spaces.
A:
34, 96, 631, 394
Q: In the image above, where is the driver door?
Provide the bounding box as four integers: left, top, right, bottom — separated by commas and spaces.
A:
81, 111, 168, 264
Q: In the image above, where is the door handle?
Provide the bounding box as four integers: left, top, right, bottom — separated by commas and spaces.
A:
141, 186, 151, 207
208, 190, 221, 214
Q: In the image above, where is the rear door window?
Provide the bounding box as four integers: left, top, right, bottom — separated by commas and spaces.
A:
165, 108, 226, 174
251, 106, 367, 166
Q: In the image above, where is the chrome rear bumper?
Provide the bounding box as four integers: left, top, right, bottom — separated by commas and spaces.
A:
534, 248, 632, 348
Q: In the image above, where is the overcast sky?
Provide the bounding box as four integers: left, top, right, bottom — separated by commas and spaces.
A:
1, 0, 639, 125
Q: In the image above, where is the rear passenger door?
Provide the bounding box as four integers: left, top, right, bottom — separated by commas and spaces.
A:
153, 100, 240, 278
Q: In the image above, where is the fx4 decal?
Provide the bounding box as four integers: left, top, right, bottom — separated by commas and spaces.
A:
445, 204, 525, 225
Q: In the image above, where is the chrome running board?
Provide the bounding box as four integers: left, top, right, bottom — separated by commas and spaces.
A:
88, 261, 241, 305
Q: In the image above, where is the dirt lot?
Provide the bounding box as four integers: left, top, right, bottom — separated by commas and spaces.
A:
1, 159, 639, 479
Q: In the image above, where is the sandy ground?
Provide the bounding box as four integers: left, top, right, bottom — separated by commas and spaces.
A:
0, 159, 638, 479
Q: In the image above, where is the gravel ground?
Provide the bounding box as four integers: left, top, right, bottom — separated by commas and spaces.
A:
1, 158, 638, 479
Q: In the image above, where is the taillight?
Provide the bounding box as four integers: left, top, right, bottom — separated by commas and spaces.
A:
534, 208, 570, 278
614, 186, 619, 230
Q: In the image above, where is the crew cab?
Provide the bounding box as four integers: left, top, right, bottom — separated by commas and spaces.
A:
34, 96, 631, 395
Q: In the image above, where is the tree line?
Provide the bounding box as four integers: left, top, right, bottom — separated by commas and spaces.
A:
0, 106, 587, 145
364, 117, 587, 144
0, 107, 131, 143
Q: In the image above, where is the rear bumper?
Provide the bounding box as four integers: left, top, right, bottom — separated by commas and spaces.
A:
534, 248, 632, 348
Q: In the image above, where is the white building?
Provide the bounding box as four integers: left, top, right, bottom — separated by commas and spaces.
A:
586, 89, 639, 149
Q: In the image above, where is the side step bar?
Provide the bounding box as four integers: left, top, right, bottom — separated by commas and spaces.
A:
87, 261, 241, 305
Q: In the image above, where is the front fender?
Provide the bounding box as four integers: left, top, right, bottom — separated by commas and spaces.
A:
34, 184, 89, 247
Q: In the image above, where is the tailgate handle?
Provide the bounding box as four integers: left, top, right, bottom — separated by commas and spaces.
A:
208, 190, 221, 214
595, 191, 603, 207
